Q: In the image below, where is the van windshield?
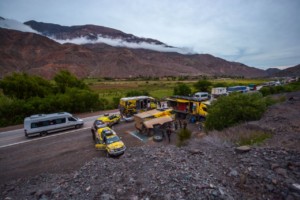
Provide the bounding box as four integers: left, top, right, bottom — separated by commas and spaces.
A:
68, 117, 77, 121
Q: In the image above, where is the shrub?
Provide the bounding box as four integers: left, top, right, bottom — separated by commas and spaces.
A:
173, 83, 191, 96
236, 130, 272, 146
177, 128, 192, 146
205, 93, 267, 131
193, 80, 212, 92
206, 125, 272, 147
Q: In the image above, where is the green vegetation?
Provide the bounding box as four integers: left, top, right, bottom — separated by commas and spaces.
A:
177, 128, 192, 146
193, 80, 212, 92
0, 71, 101, 127
235, 130, 272, 146
210, 126, 272, 147
260, 79, 300, 96
205, 93, 267, 131
0, 71, 298, 128
173, 83, 192, 96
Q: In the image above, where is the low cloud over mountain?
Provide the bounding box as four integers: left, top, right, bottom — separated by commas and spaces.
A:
0, 17, 38, 33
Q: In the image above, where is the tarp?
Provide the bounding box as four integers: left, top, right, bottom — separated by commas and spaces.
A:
143, 116, 173, 129
176, 99, 190, 103
134, 109, 162, 119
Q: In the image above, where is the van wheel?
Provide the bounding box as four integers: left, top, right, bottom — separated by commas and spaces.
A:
40, 131, 47, 137
75, 125, 80, 129
25, 133, 29, 138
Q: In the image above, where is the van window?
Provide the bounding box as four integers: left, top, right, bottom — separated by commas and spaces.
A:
30, 118, 66, 128
55, 118, 66, 124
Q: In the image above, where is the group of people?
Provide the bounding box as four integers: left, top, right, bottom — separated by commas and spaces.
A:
163, 119, 188, 143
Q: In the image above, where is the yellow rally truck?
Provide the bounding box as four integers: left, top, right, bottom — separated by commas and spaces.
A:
166, 96, 210, 122
93, 127, 126, 157
119, 96, 157, 117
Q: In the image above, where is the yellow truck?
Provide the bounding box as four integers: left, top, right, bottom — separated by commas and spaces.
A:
93, 127, 126, 157
119, 96, 157, 117
166, 96, 210, 121
134, 109, 175, 135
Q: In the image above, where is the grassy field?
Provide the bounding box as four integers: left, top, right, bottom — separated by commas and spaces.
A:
85, 78, 269, 107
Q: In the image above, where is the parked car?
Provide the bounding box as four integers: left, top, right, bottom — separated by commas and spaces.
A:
93, 127, 126, 157
92, 114, 121, 130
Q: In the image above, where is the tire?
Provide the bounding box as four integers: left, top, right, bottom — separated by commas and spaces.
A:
25, 133, 29, 138
75, 124, 80, 129
153, 132, 163, 142
40, 131, 47, 137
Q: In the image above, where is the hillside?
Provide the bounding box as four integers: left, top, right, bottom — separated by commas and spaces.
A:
273, 64, 300, 77
0, 27, 267, 79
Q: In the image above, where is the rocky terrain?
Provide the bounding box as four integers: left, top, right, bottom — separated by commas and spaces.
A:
1, 92, 300, 200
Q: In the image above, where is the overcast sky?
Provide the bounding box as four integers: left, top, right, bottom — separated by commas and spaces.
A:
1, 0, 299, 69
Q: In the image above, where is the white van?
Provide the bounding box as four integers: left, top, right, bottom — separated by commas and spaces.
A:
193, 92, 209, 101
211, 87, 227, 99
24, 112, 84, 138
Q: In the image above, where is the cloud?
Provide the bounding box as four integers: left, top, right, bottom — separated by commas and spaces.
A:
52, 35, 195, 54
0, 17, 38, 33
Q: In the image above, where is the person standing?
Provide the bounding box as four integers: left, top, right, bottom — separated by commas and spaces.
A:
174, 121, 178, 130
166, 127, 172, 143
183, 120, 187, 129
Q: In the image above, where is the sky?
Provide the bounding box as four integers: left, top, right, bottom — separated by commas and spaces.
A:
0, 0, 300, 70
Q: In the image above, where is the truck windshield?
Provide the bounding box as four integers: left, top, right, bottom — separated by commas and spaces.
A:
106, 136, 120, 144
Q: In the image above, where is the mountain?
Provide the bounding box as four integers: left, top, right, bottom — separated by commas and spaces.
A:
273, 64, 300, 77
265, 68, 281, 76
0, 18, 268, 79
24, 20, 165, 45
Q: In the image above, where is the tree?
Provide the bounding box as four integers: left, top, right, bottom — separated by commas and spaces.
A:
53, 70, 88, 93
205, 93, 267, 131
0, 73, 53, 99
173, 83, 191, 96
193, 80, 212, 92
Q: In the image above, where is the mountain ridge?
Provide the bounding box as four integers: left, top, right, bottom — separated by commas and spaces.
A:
0, 18, 270, 79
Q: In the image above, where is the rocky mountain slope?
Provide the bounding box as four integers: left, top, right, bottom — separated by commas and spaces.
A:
24, 20, 166, 46
273, 64, 300, 77
1, 92, 300, 199
0, 18, 268, 79
265, 68, 281, 76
